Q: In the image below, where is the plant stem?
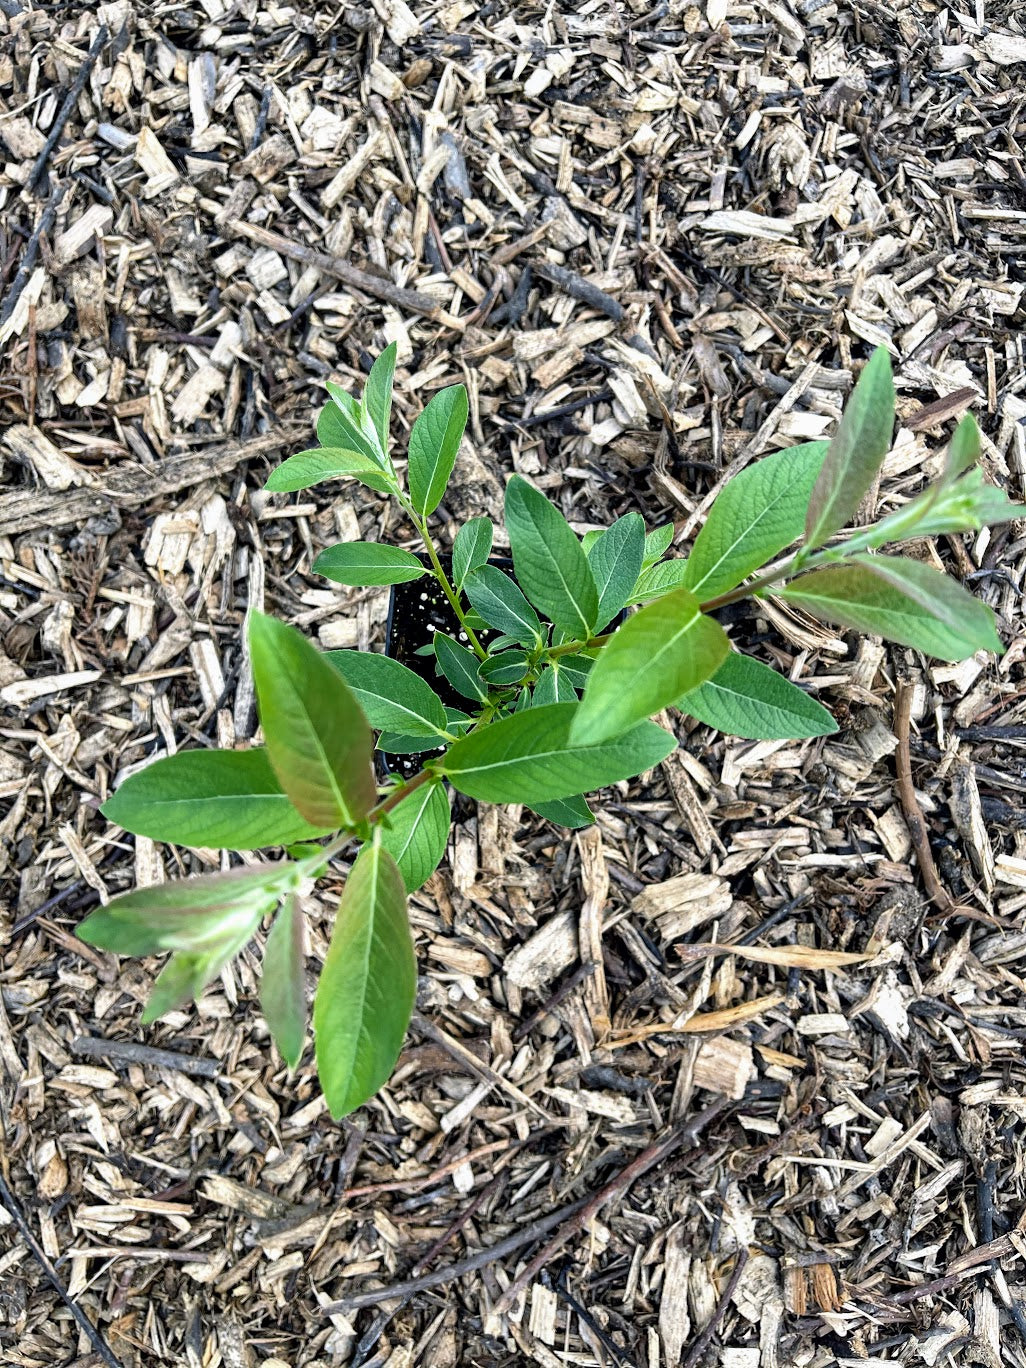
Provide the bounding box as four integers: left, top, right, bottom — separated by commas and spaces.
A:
368, 766, 436, 823
398, 494, 488, 659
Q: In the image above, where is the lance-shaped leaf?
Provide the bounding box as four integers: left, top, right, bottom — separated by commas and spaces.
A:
325, 651, 449, 738
532, 664, 577, 706
505, 475, 599, 639
77, 864, 290, 957
528, 794, 594, 828
684, 442, 829, 602
408, 385, 469, 516
587, 512, 645, 630
313, 842, 416, 1119
434, 633, 487, 701
249, 613, 376, 829
319, 386, 387, 467
677, 652, 838, 740
265, 449, 395, 495
805, 347, 896, 548
314, 542, 427, 587
101, 748, 331, 851
443, 703, 675, 804
778, 554, 1003, 661
571, 589, 729, 745
261, 895, 307, 1069
363, 342, 397, 457
479, 650, 531, 686
944, 412, 981, 481
643, 523, 675, 567
452, 517, 493, 591
378, 781, 450, 892
629, 558, 691, 603
464, 565, 543, 645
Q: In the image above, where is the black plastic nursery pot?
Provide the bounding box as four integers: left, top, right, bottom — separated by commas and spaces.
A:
382, 553, 507, 780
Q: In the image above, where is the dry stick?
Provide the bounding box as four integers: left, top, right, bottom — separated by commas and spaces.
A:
490, 1098, 730, 1318
71, 1035, 220, 1080
322, 1102, 727, 1317
0, 181, 69, 329
223, 218, 441, 319
0, 1171, 126, 1368
531, 260, 624, 323
680, 1249, 750, 1368
893, 680, 955, 913
27, 25, 109, 192
320, 1195, 592, 1314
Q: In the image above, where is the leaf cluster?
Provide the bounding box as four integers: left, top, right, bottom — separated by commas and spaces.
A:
81, 345, 1023, 1116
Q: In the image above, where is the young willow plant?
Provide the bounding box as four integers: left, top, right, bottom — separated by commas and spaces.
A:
80, 345, 1024, 1117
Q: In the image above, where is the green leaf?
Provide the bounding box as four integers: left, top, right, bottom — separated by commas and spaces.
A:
684, 442, 829, 602
779, 555, 1003, 660
643, 523, 675, 567
532, 664, 577, 706
479, 650, 530, 686
944, 412, 981, 481
408, 385, 469, 517
249, 613, 376, 829
141, 953, 214, 1022
452, 517, 493, 590
528, 794, 594, 828
677, 652, 838, 740
587, 512, 646, 631
505, 475, 599, 639
434, 633, 487, 701
464, 565, 543, 645
325, 651, 448, 738
265, 449, 394, 495
78, 865, 286, 957
442, 703, 675, 804
363, 343, 396, 457
571, 589, 729, 745
101, 748, 330, 851
378, 782, 450, 892
261, 895, 307, 1069
314, 542, 427, 587
313, 841, 415, 1119
629, 558, 691, 603
557, 656, 595, 689
805, 348, 896, 548
320, 385, 387, 467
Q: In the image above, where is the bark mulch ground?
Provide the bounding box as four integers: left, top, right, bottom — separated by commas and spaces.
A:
2, 2, 1026, 1365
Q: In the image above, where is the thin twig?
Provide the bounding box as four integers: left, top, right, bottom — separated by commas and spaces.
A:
893, 679, 955, 913
71, 1036, 220, 1079
531, 260, 625, 322
27, 25, 109, 193
680, 1249, 750, 1368
223, 219, 441, 319
0, 1171, 126, 1368
319, 1195, 592, 1313
0, 182, 70, 329
491, 1099, 730, 1317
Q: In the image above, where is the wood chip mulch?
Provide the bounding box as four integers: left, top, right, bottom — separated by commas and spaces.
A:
2, 3, 1026, 1365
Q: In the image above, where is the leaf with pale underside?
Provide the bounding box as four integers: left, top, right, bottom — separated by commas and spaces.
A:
778, 554, 1003, 661
101, 748, 330, 851
261, 895, 307, 1069
314, 543, 427, 587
